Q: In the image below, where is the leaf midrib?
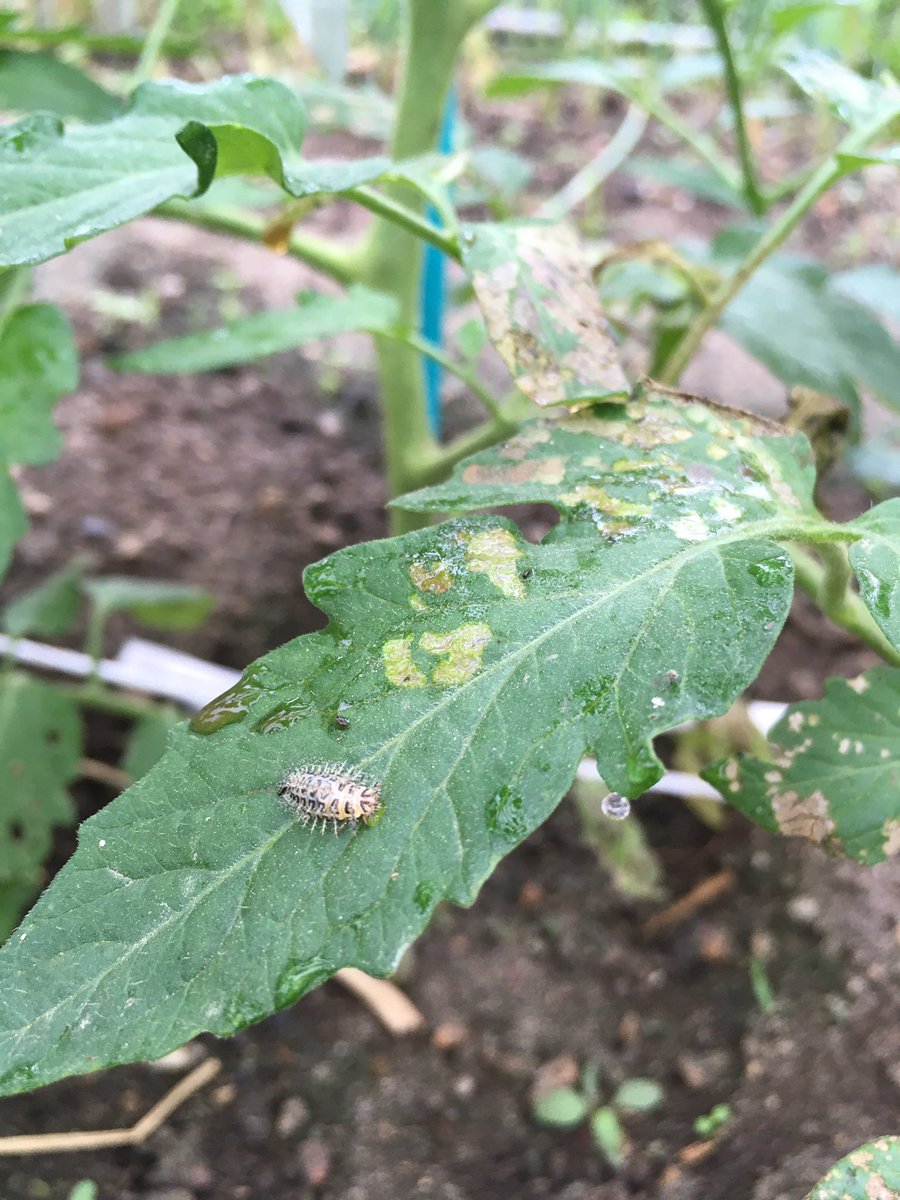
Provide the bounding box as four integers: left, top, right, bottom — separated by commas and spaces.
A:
0, 512, 818, 1074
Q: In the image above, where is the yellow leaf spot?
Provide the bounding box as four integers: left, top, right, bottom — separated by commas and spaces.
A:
383, 636, 427, 688
460, 529, 525, 599
611, 458, 656, 473
420, 623, 493, 686
462, 456, 565, 486
409, 561, 453, 593
558, 483, 649, 518
409, 593, 428, 612
706, 444, 728, 461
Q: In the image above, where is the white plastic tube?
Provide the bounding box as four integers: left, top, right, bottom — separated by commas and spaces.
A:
0, 634, 785, 803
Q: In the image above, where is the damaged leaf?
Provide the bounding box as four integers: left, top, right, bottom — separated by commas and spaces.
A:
805, 1135, 900, 1200
0, 386, 831, 1095
460, 222, 630, 406
704, 667, 900, 865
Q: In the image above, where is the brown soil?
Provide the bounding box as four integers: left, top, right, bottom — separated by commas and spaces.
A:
1, 88, 898, 1200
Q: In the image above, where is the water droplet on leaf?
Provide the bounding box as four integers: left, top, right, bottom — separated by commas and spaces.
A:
601, 792, 631, 820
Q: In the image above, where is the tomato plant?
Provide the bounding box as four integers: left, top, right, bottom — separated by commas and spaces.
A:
0, 0, 897, 1104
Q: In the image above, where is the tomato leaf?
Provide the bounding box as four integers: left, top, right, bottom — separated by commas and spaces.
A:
705, 666, 900, 864
0, 386, 829, 1096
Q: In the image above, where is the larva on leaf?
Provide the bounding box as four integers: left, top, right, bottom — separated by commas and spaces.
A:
278, 764, 382, 834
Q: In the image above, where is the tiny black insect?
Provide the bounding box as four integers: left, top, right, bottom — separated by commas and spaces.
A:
334, 714, 350, 729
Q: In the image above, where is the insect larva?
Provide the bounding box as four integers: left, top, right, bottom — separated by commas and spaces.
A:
278, 764, 382, 835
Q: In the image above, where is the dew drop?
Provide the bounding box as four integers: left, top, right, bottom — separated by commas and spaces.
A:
601, 792, 631, 820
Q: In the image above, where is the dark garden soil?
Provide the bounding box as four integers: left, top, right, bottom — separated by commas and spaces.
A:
0, 102, 898, 1200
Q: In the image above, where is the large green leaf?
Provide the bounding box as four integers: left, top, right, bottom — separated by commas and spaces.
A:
0, 387, 831, 1096
847, 500, 900, 652
705, 667, 900, 865
112, 286, 400, 375
0, 303, 77, 582
0, 675, 81, 941
0, 73, 455, 268
805, 1136, 900, 1199
0, 76, 304, 266
0, 48, 122, 122
460, 222, 630, 406
716, 257, 900, 410
832, 263, 900, 324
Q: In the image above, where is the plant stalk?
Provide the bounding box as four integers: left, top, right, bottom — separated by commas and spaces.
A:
156, 200, 361, 286
698, 0, 765, 215
359, 0, 501, 533
388, 330, 505, 421
130, 0, 183, 87
348, 186, 461, 261
790, 545, 900, 666
404, 399, 525, 492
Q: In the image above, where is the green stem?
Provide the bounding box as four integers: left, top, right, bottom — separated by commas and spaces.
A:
348, 186, 461, 261
130, 0, 183, 87
790, 545, 900, 666
388, 329, 505, 421
359, 0, 499, 533
658, 109, 897, 385
819, 542, 852, 616
640, 90, 743, 197
155, 200, 361, 286
405, 399, 525, 492
1, 25, 184, 54
698, 0, 765, 215
538, 104, 648, 221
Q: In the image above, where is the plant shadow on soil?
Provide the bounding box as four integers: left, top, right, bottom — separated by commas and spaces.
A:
1, 131, 899, 1197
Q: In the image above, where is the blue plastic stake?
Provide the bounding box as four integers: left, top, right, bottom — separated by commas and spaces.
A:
420, 88, 457, 439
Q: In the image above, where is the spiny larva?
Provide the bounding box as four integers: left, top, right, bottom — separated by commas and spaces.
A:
278, 764, 382, 834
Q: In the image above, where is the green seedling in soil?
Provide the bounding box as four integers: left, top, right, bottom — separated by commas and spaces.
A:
749, 955, 777, 1014
67, 1183, 98, 1200
533, 1070, 664, 1170
694, 1103, 733, 1139
0, 0, 897, 1117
